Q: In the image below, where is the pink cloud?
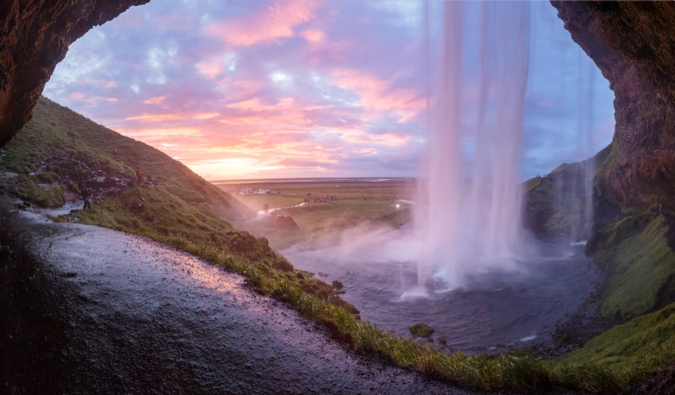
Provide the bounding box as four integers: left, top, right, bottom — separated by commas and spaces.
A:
144, 96, 167, 105
301, 29, 326, 43
202, 0, 319, 47
218, 78, 263, 100
193, 113, 220, 120
68, 92, 118, 106
329, 69, 425, 123
70, 92, 86, 101
196, 58, 225, 80
126, 113, 186, 122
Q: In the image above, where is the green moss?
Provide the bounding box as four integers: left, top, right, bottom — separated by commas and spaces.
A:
16, 179, 64, 208
587, 213, 675, 319
410, 323, 435, 337
559, 302, 675, 380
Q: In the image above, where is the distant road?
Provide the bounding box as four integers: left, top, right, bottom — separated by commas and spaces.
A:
213, 177, 416, 185
0, 211, 465, 394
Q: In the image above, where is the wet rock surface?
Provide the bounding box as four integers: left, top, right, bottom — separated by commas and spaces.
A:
551, 1, 675, 210
0, 212, 465, 394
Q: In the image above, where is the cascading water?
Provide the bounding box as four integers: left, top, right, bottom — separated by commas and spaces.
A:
572, 59, 597, 241
415, 1, 531, 288
550, 44, 598, 244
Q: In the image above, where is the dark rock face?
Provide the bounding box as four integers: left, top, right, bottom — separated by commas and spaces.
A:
551, 1, 675, 209
0, 0, 149, 146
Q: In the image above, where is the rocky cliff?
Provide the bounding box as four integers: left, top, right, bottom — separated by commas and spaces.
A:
551, 1, 675, 210
0, 0, 149, 146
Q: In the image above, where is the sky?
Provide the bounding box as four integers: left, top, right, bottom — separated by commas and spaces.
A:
44, 0, 615, 181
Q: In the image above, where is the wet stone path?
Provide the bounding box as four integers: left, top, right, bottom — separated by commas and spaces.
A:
0, 212, 467, 394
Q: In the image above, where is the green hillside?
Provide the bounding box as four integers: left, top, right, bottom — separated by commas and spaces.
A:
0, 97, 252, 223
0, 96, 359, 315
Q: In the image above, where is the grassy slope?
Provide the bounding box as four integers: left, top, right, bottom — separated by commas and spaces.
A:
0, 97, 252, 221
586, 213, 675, 319
560, 301, 675, 376
523, 143, 675, 320
0, 96, 357, 312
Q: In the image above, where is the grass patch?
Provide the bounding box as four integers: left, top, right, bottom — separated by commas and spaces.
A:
586, 213, 675, 319
558, 302, 675, 385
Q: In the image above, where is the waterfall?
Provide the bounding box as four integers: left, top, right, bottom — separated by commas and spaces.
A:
550, 40, 598, 244
415, 2, 531, 287
576, 59, 597, 241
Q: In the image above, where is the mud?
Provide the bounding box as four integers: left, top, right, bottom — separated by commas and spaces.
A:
0, 211, 470, 394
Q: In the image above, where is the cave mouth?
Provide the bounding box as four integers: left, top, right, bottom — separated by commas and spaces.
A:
32, 0, 617, 352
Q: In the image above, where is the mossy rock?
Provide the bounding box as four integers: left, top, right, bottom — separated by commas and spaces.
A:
273, 258, 294, 272
410, 323, 435, 338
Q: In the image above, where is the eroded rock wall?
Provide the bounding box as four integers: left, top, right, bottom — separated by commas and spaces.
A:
0, 0, 149, 146
551, 1, 675, 209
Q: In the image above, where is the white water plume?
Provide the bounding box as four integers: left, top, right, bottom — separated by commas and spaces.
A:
415, 2, 531, 287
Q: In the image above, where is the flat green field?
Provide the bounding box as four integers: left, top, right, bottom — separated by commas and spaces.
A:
217, 179, 416, 249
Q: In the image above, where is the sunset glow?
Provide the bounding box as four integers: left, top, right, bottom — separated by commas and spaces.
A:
45, 0, 615, 180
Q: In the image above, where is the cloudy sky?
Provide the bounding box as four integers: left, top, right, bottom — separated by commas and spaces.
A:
44, 0, 615, 181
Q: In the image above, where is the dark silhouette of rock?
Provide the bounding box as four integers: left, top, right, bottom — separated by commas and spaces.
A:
0, 0, 149, 146
551, 1, 675, 210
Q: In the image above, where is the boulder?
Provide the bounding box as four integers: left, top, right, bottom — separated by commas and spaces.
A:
409, 323, 435, 338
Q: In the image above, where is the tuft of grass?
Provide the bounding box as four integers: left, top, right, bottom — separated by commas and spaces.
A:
16, 178, 64, 208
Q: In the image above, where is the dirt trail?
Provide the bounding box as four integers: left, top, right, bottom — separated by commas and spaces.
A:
0, 211, 467, 394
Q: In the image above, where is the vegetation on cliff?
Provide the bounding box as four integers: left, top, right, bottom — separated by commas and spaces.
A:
587, 213, 675, 319
523, 144, 619, 239
561, 301, 675, 379
524, 146, 675, 390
